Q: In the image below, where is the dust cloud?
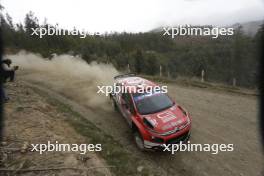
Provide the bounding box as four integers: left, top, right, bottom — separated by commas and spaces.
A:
7, 51, 119, 110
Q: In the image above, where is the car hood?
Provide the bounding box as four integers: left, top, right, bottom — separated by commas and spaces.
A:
142, 105, 188, 134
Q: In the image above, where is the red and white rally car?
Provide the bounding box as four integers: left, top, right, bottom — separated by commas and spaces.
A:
110, 73, 191, 150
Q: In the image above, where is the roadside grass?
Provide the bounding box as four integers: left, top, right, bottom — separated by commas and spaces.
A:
31, 87, 153, 176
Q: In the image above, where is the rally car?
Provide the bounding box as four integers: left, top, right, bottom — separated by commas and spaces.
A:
110, 73, 191, 150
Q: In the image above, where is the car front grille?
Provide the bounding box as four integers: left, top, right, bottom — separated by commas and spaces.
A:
166, 131, 189, 144
152, 137, 164, 143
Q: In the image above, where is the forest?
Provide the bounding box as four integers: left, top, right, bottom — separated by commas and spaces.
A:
1, 7, 263, 88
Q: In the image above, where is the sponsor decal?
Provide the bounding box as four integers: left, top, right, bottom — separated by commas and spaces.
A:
157, 111, 177, 123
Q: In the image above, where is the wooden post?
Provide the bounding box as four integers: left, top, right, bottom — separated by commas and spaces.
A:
201, 69, 205, 82
106, 57, 109, 64
160, 65, 162, 77
232, 78, 236, 87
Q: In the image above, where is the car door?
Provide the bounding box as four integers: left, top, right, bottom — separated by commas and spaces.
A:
120, 93, 135, 126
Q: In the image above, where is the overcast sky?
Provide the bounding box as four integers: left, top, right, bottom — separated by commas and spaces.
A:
1, 0, 264, 33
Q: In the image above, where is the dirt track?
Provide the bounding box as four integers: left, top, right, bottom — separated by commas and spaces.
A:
14, 69, 263, 176
6, 50, 264, 176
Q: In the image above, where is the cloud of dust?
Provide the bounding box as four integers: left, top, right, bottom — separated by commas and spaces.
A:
7, 51, 119, 110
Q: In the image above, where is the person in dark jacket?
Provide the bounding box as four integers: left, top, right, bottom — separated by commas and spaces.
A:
0, 58, 18, 102
1, 59, 18, 82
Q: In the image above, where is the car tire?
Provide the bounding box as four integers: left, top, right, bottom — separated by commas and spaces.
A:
111, 97, 118, 111
134, 131, 145, 151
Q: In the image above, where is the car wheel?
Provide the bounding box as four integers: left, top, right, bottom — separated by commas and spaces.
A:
111, 97, 118, 111
134, 131, 145, 151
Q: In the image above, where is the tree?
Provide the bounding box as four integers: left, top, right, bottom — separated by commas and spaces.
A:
134, 49, 144, 74
5, 13, 13, 29
145, 53, 159, 75
24, 11, 39, 35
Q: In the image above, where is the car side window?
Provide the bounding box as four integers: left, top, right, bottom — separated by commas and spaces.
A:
121, 93, 135, 114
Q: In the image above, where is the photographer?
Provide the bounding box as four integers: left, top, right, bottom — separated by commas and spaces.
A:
0, 58, 18, 102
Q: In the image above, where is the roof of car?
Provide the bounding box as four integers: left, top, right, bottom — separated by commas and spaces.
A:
115, 76, 158, 93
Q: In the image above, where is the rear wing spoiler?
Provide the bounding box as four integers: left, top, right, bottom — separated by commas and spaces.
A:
114, 73, 136, 80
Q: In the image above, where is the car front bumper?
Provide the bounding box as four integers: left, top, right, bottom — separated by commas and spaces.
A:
143, 130, 191, 150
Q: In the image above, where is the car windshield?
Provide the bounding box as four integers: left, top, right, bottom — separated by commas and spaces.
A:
133, 91, 174, 115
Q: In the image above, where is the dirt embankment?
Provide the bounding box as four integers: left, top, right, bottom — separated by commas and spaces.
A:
0, 81, 112, 176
